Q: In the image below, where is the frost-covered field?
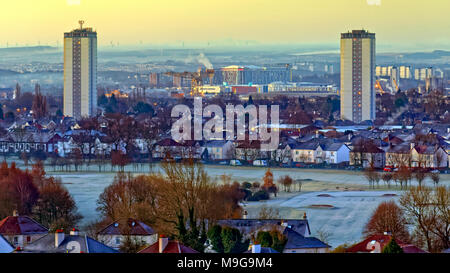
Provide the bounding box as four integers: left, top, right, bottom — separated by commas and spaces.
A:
6, 158, 448, 248
245, 191, 401, 248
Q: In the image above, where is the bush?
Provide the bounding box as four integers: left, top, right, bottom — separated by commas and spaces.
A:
247, 190, 270, 201
382, 238, 404, 253
208, 226, 249, 253
256, 230, 287, 253
241, 189, 252, 201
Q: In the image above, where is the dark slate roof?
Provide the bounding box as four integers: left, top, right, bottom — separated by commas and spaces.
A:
0, 216, 48, 235
98, 218, 155, 236
22, 234, 119, 253
0, 132, 57, 143
322, 142, 348, 152
290, 140, 321, 150
351, 145, 385, 154
236, 140, 263, 149
203, 140, 229, 148
216, 219, 311, 237
283, 228, 330, 250
386, 144, 411, 154
414, 145, 438, 155
64, 129, 106, 137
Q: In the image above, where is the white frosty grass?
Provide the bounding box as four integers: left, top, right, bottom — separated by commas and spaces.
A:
245, 191, 400, 248
6, 157, 446, 248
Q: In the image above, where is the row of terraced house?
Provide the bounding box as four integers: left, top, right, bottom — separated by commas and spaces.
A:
0, 121, 449, 169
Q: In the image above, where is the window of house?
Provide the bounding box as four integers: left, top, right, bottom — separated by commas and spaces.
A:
14, 237, 18, 245
115, 237, 121, 245
27, 236, 31, 243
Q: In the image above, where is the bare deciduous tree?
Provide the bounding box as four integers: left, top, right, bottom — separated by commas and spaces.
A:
363, 201, 410, 242
399, 186, 450, 252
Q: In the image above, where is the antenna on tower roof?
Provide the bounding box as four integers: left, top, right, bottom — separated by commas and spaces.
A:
79, 20, 85, 30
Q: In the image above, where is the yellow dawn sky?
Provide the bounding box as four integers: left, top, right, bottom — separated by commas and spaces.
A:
0, 0, 449, 48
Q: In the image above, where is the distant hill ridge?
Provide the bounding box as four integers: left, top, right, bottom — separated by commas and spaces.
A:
0, 46, 59, 53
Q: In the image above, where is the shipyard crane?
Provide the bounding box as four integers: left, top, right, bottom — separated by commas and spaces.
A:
165, 68, 215, 97
392, 78, 399, 92
375, 79, 386, 94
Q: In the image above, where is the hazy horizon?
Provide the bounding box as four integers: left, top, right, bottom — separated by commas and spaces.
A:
1, 0, 449, 51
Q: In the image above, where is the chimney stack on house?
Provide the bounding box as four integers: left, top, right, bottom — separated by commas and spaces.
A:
70, 228, 79, 236
12, 210, 18, 217
55, 229, 65, 248
159, 235, 169, 253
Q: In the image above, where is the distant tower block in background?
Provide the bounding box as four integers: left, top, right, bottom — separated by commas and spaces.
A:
340, 30, 376, 123
63, 21, 97, 120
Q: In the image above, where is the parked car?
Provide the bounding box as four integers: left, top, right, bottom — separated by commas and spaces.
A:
430, 169, 440, 174
230, 160, 243, 166
253, 160, 268, 167
384, 167, 393, 172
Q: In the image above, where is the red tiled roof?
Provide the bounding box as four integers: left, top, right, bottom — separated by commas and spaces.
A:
345, 234, 427, 253
0, 216, 48, 235
139, 240, 198, 253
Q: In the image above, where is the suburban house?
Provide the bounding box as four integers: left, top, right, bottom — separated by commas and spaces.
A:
345, 234, 427, 253
282, 227, 330, 253
216, 218, 311, 238
202, 140, 234, 161
21, 229, 119, 253
0, 234, 13, 253
56, 131, 112, 157
152, 138, 183, 159
385, 144, 412, 167
139, 236, 198, 253
178, 140, 204, 159
291, 141, 323, 163
0, 132, 61, 155
410, 145, 448, 168
235, 140, 269, 162
0, 212, 49, 248
97, 218, 158, 250
269, 143, 292, 165
350, 145, 386, 169
216, 217, 330, 253
321, 142, 350, 164
446, 145, 450, 168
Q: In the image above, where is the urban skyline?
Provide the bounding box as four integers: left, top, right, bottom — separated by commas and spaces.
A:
0, 0, 448, 261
